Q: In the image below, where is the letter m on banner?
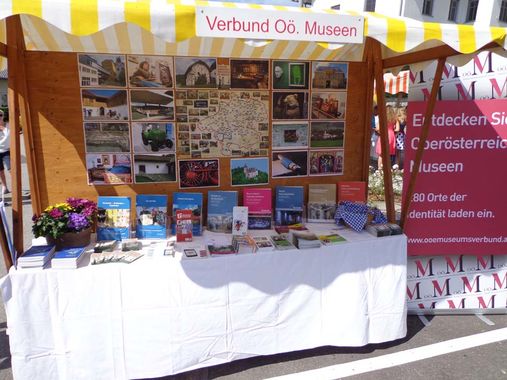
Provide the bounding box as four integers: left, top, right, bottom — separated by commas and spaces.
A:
414, 259, 434, 277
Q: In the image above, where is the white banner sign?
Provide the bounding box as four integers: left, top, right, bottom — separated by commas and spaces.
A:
196, 6, 364, 44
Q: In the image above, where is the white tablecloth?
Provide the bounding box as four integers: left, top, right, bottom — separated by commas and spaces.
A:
0, 228, 407, 380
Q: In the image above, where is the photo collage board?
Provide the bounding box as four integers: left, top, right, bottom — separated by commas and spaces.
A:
79, 54, 347, 188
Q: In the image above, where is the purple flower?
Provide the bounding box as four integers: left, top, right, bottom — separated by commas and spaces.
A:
67, 213, 90, 231
49, 209, 64, 218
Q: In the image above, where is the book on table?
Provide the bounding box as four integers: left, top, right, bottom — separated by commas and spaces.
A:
289, 230, 321, 249
17, 245, 56, 269
232, 235, 257, 254
318, 233, 347, 245
176, 209, 193, 242
243, 188, 272, 230
51, 247, 87, 269
207, 190, 237, 233
97, 196, 131, 241
270, 234, 296, 250
307, 184, 336, 223
275, 186, 304, 226
252, 236, 275, 251
172, 192, 203, 236
135, 194, 168, 239
207, 243, 236, 256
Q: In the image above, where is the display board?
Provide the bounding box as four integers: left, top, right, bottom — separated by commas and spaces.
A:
405, 51, 507, 311
26, 51, 369, 218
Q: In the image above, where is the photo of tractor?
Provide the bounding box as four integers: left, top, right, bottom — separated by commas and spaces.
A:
133, 122, 176, 153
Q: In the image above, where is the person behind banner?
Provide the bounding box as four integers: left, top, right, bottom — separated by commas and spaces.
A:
374, 105, 397, 170
394, 107, 407, 170
0, 110, 10, 194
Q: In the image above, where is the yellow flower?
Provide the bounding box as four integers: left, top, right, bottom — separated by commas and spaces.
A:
44, 202, 72, 212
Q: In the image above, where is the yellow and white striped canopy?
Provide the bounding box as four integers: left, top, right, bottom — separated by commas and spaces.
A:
0, 0, 506, 63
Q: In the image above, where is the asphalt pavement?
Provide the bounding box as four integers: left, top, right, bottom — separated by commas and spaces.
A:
0, 143, 506, 380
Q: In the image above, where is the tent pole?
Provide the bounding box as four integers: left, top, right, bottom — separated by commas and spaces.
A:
400, 57, 446, 229
372, 40, 395, 222
361, 38, 376, 188
0, 206, 12, 268
10, 17, 42, 215
6, 15, 25, 263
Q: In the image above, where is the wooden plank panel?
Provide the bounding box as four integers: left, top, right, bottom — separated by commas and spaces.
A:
25, 51, 369, 224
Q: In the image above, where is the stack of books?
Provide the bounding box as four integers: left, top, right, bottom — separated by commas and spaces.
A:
289, 230, 321, 249
51, 247, 87, 269
17, 245, 56, 269
270, 234, 296, 250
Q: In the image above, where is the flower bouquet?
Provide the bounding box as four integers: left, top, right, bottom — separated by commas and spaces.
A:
32, 197, 97, 249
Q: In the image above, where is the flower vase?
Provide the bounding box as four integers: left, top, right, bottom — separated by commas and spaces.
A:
46, 228, 92, 250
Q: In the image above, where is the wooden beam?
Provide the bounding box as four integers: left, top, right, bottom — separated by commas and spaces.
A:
0, 205, 13, 268
383, 41, 499, 69
361, 38, 376, 185
0, 42, 7, 58
14, 26, 42, 215
6, 15, 25, 267
372, 40, 396, 223
400, 57, 446, 229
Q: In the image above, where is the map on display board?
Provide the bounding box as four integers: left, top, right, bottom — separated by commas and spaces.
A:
175, 90, 269, 158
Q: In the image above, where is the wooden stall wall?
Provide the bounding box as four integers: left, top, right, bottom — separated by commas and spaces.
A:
25, 51, 369, 219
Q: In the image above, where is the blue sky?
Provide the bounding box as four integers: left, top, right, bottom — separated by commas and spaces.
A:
231, 157, 269, 172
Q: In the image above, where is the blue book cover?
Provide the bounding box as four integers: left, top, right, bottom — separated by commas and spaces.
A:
97, 196, 131, 241
53, 247, 86, 260
19, 245, 55, 260
171, 192, 203, 236
207, 191, 238, 233
275, 186, 304, 226
136, 194, 168, 239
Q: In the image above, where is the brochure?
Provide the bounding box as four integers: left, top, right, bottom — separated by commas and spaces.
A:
136, 194, 168, 239
97, 196, 131, 241
207, 191, 238, 233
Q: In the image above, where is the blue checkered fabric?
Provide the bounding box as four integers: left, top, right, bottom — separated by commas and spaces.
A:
335, 201, 387, 232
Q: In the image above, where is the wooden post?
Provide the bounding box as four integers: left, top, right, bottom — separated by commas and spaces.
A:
372, 40, 395, 222
361, 39, 376, 189
400, 57, 446, 229
11, 19, 42, 215
6, 15, 25, 264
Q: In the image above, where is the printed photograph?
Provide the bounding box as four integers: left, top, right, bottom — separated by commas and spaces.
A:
312, 62, 348, 89
309, 150, 344, 176
271, 151, 308, 178
86, 153, 132, 185
127, 55, 173, 88
272, 61, 309, 89
84, 123, 130, 153
130, 89, 174, 121
132, 122, 175, 153
178, 159, 220, 188
311, 92, 346, 120
230, 157, 269, 186
217, 58, 231, 89
272, 122, 309, 150
230, 59, 269, 89
136, 204, 167, 227
78, 54, 126, 87
310, 121, 345, 148
134, 154, 177, 183
175, 57, 217, 88
81, 89, 129, 121
272, 91, 308, 120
